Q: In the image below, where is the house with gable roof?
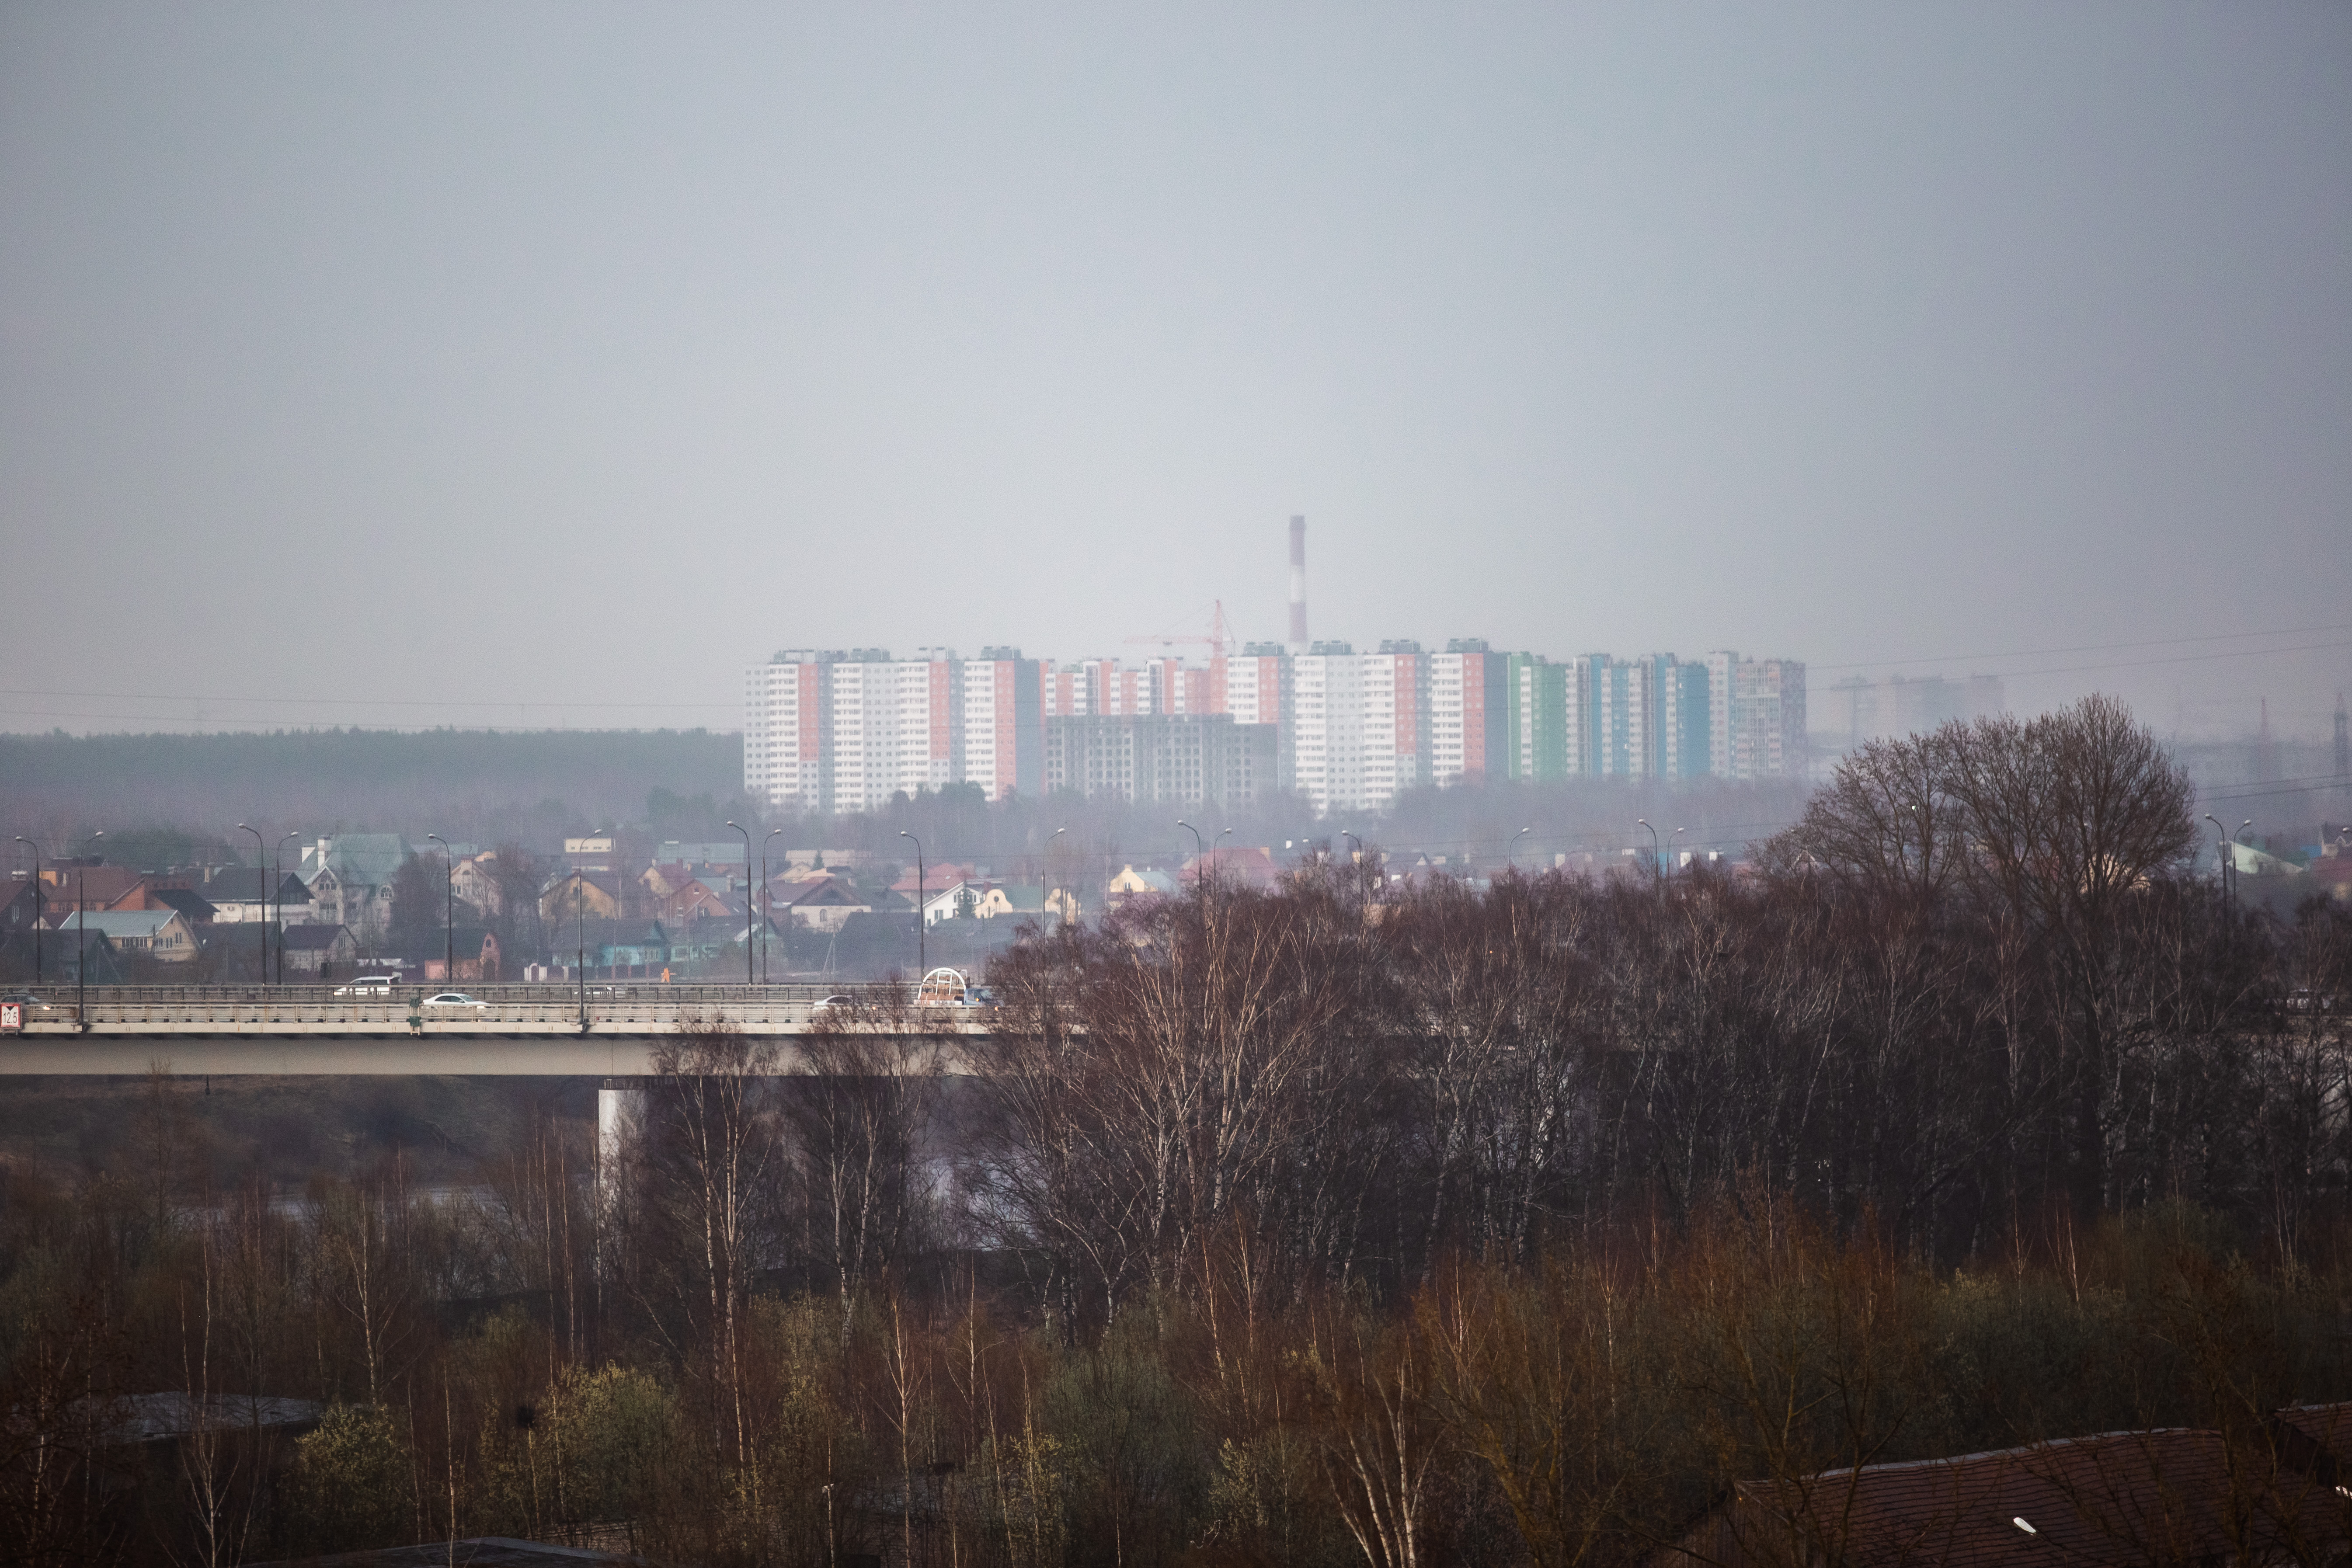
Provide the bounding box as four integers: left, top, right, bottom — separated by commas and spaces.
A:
775, 876, 870, 931
296, 835, 411, 933
50, 908, 200, 962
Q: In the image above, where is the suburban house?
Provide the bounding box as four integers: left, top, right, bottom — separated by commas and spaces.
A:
8, 925, 121, 983
540, 870, 628, 925
198, 867, 315, 925
415, 929, 501, 984
1179, 845, 1285, 889
449, 852, 510, 915
891, 862, 979, 900
50, 908, 199, 962
1106, 865, 1179, 900
643, 861, 743, 900
652, 874, 735, 926
1, 878, 43, 939
148, 887, 219, 925
675, 913, 782, 970
296, 835, 411, 932
40, 865, 162, 912
278, 923, 358, 977
774, 876, 869, 930
562, 918, 674, 979
920, 880, 1045, 925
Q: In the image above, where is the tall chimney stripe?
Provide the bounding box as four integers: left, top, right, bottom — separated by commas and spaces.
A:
1288, 515, 1308, 646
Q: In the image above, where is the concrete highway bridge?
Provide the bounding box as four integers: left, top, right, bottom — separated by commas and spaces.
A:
0, 982, 988, 1075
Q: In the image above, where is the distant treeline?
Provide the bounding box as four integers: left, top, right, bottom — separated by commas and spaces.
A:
7, 698, 2352, 1565
1, 723, 1816, 880
0, 727, 745, 854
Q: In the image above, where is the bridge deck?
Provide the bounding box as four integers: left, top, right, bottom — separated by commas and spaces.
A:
0, 984, 992, 1073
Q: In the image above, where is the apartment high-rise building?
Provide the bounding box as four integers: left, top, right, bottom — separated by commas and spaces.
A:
825, 650, 961, 814
1705, 651, 1738, 780
1428, 640, 1508, 787
1224, 644, 1288, 727
1079, 658, 1155, 718
1044, 714, 1276, 808
745, 650, 831, 812
1652, 656, 1712, 780
1504, 653, 1569, 781
1145, 655, 1214, 716
1594, 657, 1654, 778
745, 636, 1809, 813
962, 647, 1044, 802
1730, 658, 1807, 781
1364, 640, 1430, 807
1224, 642, 1292, 793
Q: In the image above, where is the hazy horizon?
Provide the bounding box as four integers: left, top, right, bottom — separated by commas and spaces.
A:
4, 4, 2347, 741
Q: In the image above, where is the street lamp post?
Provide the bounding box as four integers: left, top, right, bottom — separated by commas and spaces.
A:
1178, 820, 1208, 946
1508, 825, 1531, 870
274, 831, 300, 984
761, 827, 786, 985
1045, 827, 1067, 930
1673, 826, 1687, 873
1636, 819, 1660, 880
900, 831, 925, 978
2203, 814, 2230, 907
726, 822, 753, 987
236, 824, 266, 984
11, 837, 41, 985
427, 834, 455, 985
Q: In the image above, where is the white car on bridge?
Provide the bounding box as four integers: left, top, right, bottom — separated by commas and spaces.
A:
420, 992, 489, 1009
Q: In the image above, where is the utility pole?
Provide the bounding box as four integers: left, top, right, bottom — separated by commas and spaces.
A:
761, 827, 785, 985
1178, 820, 1208, 947
274, 831, 300, 984
428, 834, 455, 984
11, 838, 41, 985
237, 824, 265, 984
901, 830, 925, 978
726, 822, 753, 987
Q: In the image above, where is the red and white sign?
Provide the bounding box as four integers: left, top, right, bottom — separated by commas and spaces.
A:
1, 1002, 20, 1034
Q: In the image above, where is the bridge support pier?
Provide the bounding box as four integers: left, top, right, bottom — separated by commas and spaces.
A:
598, 1078, 642, 1206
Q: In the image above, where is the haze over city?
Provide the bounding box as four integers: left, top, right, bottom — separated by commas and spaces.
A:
3, 4, 2346, 741
10, 12, 2352, 1568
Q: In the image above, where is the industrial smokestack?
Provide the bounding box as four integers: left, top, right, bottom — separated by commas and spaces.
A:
1287, 515, 1308, 649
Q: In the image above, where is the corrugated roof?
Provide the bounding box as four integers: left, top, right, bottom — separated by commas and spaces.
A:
49, 910, 182, 939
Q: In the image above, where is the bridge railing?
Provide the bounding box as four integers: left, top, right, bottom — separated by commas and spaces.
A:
42, 982, 909, 1007
1, 981, 1006, 1035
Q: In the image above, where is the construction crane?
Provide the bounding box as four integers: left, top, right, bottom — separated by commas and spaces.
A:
1125, 601, 1231, 658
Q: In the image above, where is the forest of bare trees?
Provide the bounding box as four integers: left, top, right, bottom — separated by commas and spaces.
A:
5, 699, 2352, 1566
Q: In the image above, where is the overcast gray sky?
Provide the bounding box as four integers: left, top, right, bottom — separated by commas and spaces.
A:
3, 3, 2346, 741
